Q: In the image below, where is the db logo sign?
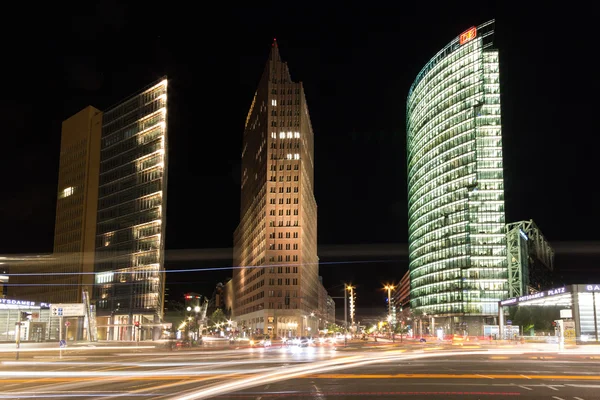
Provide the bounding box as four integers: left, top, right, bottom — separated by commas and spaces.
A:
460, 27, 477, 45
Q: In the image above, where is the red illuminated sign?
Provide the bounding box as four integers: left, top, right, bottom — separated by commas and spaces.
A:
459, 26, 477, 45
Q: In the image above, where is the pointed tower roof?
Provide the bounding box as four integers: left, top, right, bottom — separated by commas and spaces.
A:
269, 37, 281, 62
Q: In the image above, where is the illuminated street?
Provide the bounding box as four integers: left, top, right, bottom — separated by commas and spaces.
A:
1, 342, 599, 399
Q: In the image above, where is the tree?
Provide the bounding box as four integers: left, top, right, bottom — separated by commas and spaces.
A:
210, 308, 227, 325
394, 324, 409, 342
326, 323, 342, 333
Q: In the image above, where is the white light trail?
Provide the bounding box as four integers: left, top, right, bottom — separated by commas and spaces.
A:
172, 350, 527, 400
0, 346, 156, 353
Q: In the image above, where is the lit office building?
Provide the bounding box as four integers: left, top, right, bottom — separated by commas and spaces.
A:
232, 41, 320, 337
94, 78, 169, 341
406, 20, 507, 335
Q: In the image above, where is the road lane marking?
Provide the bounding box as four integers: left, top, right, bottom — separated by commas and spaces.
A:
566, 384, 600, 388
477, 374, 494, 379
574, 397, 585, 400
518, 385, 532, 390
520, 374, 531, 379
551, 397, 564, 400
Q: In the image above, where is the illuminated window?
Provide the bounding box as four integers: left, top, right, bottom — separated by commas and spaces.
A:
279, 132, 285, 139
287, 132, 293, 138
61, 187, 74, 198
294, 132, 300, 138
271, 132, 276, 139
104, 232, 114, 247
272, 99, 277, 106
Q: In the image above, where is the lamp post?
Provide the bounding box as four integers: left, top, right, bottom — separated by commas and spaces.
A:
345, 284, 355, 345
186, 307, 192, 341
344, 285, 348, 346
384, 284, 395, 341
384, 285, 394, 322
194, 306, 200, 342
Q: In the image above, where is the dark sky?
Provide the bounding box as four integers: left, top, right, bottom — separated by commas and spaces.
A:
1, 3, 598, 318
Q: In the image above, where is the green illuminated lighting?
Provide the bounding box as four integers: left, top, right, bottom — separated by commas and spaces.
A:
406, 20, 508, 317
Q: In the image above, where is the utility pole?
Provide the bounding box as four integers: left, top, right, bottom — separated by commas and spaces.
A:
59, 316, 63, 359
15, 312, 22, 361
344, 285, 347, 347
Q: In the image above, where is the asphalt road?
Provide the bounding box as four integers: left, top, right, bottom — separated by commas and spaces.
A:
0, 342, 599, 399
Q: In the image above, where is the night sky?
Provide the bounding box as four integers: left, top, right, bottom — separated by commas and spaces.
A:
1, 3, 598, 318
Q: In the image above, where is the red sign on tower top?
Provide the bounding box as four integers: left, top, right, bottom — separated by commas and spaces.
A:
459, 26, 477, 45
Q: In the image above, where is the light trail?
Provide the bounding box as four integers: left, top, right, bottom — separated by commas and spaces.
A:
0, 368, 280, 378
6, 348, 600, 399
0, 394, 156, 399
305, 373, 600, 380
170, 350, 528, 399
2, 359, 316, 367
0, 346, 156, 353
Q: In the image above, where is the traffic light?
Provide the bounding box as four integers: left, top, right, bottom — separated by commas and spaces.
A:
134, 321, 140, 327
20, 312, 32, 321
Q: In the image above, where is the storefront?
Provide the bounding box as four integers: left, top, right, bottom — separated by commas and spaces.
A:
0, 298, 63, 341
499, 284, 600, 343
95, 314, 169, 341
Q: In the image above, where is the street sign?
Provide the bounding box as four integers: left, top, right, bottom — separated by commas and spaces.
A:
59, 340, 66, 348
65, 321, 71, 327
506, 320, 512, 325
50, 303, 85, 317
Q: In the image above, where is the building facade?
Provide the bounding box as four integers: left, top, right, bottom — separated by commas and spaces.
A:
8, 107, 103, 305
53, 106, 103, 304
208, 279, 232, 317
317, 277, 328, 330
232, 41, 320, 338
406, 20, 507, 335
94, 78, 169, 341
394, 270, 411, 312
5, 255, 55, 302
326, 295, 336, 326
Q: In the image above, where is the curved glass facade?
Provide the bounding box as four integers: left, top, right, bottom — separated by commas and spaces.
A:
407, 20, 508, 320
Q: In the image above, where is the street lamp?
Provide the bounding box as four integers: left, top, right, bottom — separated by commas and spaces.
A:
344, 284, 355, 345
384, 285, 394, 322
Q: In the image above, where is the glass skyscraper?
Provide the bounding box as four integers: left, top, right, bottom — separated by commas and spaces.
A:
94, 78, 168, 341
406, 20, 507, 335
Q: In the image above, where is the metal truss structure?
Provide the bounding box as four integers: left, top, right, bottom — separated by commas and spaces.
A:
505, 220, 555, 298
